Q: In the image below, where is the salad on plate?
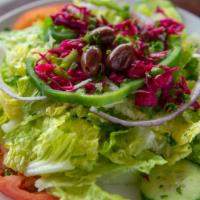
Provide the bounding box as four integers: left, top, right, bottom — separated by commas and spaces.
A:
0, 0, 200, 199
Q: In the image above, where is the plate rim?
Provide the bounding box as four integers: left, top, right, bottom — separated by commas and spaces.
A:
0, 1, 199, 200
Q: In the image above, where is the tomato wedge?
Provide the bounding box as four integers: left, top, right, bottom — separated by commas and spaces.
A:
0, 145, 6, 176
13, 4, 64, 30
0, 175, 58, 200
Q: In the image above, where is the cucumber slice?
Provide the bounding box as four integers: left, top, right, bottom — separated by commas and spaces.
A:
140, 160, 200, 200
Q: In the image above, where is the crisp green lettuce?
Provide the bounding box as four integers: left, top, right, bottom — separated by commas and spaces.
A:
0, 24, 45, 81
152, 118, 200, 164
17, 76, 37, 97
110, 100, 148, 120
179, 40, 196, 67
0, 24, 47, 101
35, 166, 127, 199
0, 1, 200, 200
0, 91, 23, 120
188, 135, 200, 165
3, 113, 44, 172
51, 184, 125, 200
85, 0, 130, 20
134, 0, 182, 21
26, 118, 99, 176
0, 104, 7, 125
100, 128, 166, 174
3, 106, 100, 174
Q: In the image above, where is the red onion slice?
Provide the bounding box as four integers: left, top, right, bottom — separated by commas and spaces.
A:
0, 78, 47, 101
194, 53, 200, 59
74, 78, 92, 90
90, 80, 200, 126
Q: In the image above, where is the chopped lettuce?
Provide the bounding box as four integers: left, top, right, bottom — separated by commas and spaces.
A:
184, 58, 200, 81
0, 24, 46, 96
0, 91, 23, 120
152, 118, 200, 164
26, 118, 99, 176
179, 40, 196, 67
3, 114, 44, 172
183, 109, 200, 124
3, 106, 100, 174
134, 0, 182, 21
0, 1, 200, 200
85, 0, 130, 20
51, 184, 126, 200
188, 135, 200, 165
100, 128, 166, 174
0, 104, 7, 125
17, 76, 37, 97
110, 100, 148, 120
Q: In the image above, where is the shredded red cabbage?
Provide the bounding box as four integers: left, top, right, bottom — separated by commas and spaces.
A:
128, 61, 153, 78
35, 64, 54, 74
115, 19, 138, 36
34, 63, 54, 82
51, 3, 93, 35
155, 6, 167, 17
32, 2, 193, 111
109, 73, 125, 85
179, 76, 191, 95
49, 75, 74, 91
67, 68, 88, 83
159, 18, 185, 35
154, 67, 178, 89
84, 83, 96, 94
192, 101, 200, 110
135, 89, 158, 107
49, 39, 85, 57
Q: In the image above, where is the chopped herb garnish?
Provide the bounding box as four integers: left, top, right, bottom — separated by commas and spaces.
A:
164, 132, 177, 146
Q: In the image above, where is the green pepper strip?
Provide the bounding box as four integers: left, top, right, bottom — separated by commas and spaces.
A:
159, 46, 181, 67
26, 58, 144, 107
49, 26, 78, 42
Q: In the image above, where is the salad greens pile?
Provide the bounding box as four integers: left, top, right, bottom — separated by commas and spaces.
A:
0, 0, 200, 200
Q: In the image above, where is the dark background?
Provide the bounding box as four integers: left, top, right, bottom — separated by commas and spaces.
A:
0, 0, 200, 17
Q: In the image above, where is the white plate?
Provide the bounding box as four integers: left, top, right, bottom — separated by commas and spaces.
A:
0, 1, 199, 200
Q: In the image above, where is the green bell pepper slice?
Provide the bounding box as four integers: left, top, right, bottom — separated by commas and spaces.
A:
49, 26, 78, 43
159, 46, 181, 67
26, 58, 144, 107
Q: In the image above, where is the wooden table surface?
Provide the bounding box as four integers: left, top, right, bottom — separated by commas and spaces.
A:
0, 0, 200, 17
172, 0, 200, 16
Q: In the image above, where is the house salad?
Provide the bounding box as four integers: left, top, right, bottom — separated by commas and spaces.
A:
0, 0, 200, 199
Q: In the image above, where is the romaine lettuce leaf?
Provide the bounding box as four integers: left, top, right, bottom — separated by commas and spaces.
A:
179, 40, 196, 67
0, 91, 22, 120
183, 108, 200, 124
17, 76, 37, 97
3, 114, 44, 172
35, 162, 130, 199
0, 104, 7, 125
4, 106, 100, 175
152, 118, 200, 164
50, 184, 126, 200
134, 0, 182, 21
85, 0, 130, 20
188, 135, 200, 165
0, 24, 45, 81
110, 100, 148, 120
0, 24, 47, 104
100, 128, 166, 174
26, 118, 99, 176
